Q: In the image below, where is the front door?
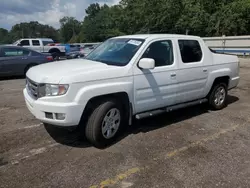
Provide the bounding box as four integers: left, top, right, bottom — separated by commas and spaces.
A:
2, 47, 31, 76
133, 39, 178, 114
19, 39, 31, 49
175, 39, 208, 104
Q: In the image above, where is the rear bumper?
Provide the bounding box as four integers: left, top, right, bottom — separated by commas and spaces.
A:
23, 88, 84, 126
229, 76, 240, 90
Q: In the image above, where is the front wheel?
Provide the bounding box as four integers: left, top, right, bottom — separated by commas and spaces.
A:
208, 83, 228, 110
85, 99, 124, 148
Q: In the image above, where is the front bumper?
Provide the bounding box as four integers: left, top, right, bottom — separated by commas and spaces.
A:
23, 88, 83, 126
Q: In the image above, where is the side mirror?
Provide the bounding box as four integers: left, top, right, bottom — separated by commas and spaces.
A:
17, 43, 22, 46
138, 58, 155, 69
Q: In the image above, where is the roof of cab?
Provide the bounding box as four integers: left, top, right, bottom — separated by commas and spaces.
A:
114, 34, 201, 40
20, 38, 53, 41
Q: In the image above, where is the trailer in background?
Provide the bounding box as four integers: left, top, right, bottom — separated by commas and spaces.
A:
203, 35, 250, 56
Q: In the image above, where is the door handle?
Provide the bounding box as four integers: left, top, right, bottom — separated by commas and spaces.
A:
22, 57, 28, 60
170, 73, 176, 77
203, 69, 208, 72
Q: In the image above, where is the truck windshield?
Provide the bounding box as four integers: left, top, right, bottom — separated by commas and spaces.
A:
13, 40, 21, 45
85, 38, 144, 66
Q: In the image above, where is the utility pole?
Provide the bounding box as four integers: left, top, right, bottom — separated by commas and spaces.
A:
72, 21, 76, 42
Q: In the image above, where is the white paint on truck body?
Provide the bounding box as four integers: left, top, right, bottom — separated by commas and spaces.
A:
23, 34, 240, 126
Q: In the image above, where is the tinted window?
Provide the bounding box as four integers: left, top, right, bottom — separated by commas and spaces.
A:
142, 40, 174, 67
32, 40, 40, 46
42, 41, 53, 46
2, 48, 30, 57
84, 44, 94, 48
20, 40, 30, 46
178, 40, 202, 63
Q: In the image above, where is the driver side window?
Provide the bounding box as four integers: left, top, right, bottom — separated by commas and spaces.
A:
142, 40, 174, 67
20, 40, 30, 46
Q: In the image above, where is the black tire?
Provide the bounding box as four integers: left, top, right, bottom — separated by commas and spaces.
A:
208, 82, 228, 110
51, 52, 60, 60
85, 99, 124, 148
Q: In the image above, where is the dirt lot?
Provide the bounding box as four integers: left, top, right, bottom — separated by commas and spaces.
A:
0, 59, 250, 188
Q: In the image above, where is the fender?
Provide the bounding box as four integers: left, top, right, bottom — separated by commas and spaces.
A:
204, 68, 231, 96
74, 81, 134, 110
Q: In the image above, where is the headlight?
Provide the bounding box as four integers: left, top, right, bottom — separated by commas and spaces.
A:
39, 84, 69, 97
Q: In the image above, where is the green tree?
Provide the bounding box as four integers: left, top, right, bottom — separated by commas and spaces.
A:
80, 4, 125, 42
9, 22, 59, 42
59, 16, 81, 43
207, 0, 250, 36
0, 28, 11, 44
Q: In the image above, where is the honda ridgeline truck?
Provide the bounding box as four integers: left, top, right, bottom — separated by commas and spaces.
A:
23, 34, 240, 147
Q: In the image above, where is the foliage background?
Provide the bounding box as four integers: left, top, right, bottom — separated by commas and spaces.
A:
1, 0, 249, 44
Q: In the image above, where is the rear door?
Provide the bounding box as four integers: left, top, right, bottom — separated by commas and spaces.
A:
175, 39, 208, 104
0, 49, 5, 75
31, 40, 42, 52
1, 47, 31, 75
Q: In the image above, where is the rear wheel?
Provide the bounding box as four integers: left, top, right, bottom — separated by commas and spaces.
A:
85, 99, 124, 148
49, 49, 61, 60
51, 52, 60, 60
208, 83, 228, 110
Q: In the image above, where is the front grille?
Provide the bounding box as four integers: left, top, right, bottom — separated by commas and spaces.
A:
26, 78, 39, 99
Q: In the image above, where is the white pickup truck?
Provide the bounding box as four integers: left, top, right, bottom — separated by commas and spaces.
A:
23, 34, 240, 147
13, 38, 65, 59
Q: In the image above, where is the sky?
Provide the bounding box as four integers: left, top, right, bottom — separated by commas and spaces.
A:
0, 0, 120, 30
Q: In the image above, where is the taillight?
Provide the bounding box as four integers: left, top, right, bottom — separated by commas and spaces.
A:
47, 43, 55, 46
46, 56, 53, 61
238, 61, 240, 74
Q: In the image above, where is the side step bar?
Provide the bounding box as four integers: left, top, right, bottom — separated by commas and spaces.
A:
135, 98, 208, 120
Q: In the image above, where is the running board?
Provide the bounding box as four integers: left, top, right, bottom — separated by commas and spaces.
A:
135, 98, 208, 120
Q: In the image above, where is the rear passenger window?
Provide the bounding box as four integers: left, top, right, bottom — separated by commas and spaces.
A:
178, 40, 202, 63
2, 48, 30, 56
142, 40, 174, 67
42, 41, 53, 46
32, 40, 40, 46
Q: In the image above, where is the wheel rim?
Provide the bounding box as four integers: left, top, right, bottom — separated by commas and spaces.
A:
214, 86, 226, 106
102, 108, 121, 139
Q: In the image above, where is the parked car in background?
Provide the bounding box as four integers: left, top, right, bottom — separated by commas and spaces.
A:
12, 38, 66, 59
65, 51, 85, 59
65, 44, 81, 55
0, 45, 53, 77
79, 43, 100, 56
65, 43, 100, 59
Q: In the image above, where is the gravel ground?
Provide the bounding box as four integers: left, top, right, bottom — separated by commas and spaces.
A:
0, 59, 250, 188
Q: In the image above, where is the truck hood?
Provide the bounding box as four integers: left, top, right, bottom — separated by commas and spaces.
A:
26, 59, 127, 84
